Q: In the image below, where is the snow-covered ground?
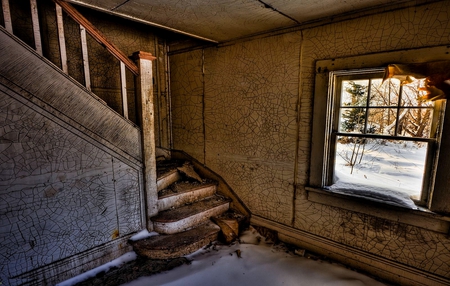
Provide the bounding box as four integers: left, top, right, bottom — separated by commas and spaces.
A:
329, 140, 426, 209
59, 228, 388, 286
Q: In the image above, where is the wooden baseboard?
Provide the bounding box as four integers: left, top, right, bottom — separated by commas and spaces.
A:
251, 215, 450, 286
9, 235, 133, 286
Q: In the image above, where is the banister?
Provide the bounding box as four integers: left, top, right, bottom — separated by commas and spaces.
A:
53, 0, 139, 76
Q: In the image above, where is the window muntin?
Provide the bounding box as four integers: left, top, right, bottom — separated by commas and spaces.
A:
325, 69, 444, 206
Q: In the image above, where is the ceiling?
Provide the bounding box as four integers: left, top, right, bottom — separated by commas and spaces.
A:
67, 0, 425, 43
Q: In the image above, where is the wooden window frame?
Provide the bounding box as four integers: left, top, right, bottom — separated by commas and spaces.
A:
324, 69, 443, 206
308, 46, 450, 232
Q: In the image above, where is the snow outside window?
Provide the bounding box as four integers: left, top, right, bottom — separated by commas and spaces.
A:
323, 69, 445, 209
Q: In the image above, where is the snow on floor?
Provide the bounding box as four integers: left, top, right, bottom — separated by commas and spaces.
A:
123, 228, 387, 286
57, 230, 159, 286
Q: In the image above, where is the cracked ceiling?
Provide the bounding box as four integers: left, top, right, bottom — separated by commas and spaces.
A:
66, 0, 430, 43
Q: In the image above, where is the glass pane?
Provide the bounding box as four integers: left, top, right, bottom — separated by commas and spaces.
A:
369, 79, 399, 107
333, 137, 426, 201
401, 79, 434, 107
397, 108, 434, 138
339, 107, 366, 133
341, 80, 368, 107
366, 108, 397, 135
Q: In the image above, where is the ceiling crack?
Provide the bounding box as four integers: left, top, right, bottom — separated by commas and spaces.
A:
257, 0, 300, 24
111, 0, 130, 11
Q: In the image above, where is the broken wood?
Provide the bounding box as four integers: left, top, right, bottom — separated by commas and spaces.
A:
177, 162, 203, 183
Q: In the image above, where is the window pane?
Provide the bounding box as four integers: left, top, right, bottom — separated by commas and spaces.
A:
369, 79, 399, 107
341, 80, 368, 107
366, 108, 397, 135
401, 80, 434, 107
339, 107, 366, 133
397, 108, 433, 138
333, 137, 426, 200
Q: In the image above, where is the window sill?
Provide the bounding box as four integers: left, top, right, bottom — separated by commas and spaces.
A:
305, 186, 450, 234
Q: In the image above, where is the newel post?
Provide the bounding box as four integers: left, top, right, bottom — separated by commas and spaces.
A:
133, 51, 158, 230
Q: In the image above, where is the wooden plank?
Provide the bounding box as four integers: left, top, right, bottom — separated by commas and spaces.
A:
53, 0, 139, 76
80, 25, 91, 90
133, 51, 157, 230
120, 61, 128, 119
1, 0, 12, 33
30, 0, 42, 55
431, 100, 450, 215
55, 3, 68, 73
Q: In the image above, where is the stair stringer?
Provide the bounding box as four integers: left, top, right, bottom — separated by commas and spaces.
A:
0, 27, 147, 286
0, 26, 142, 162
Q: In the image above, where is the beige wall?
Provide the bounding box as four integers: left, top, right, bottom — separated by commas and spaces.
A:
170, 0, 450, 282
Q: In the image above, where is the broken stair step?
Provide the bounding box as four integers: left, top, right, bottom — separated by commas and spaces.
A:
158, 181, 218, 211
130, 222, 220, 259
152, 195, 231, 234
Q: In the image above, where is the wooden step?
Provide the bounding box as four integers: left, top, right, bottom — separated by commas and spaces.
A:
156, 160, 185, 191
152, 195, 231, 234
130, 222, 220, 259
158, 181, 218, 211
157, 169, 181, 191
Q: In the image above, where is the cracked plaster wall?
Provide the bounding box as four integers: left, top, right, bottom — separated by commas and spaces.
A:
170, 0, 450, 279
0, 86, 142, 285
0, 2, 168, 284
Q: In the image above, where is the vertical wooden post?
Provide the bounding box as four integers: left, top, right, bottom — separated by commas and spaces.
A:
80, 25, 91, 90
30, 0, 42, 55
1, 0, 12, 33
133, 51, 157, 230
55, 3, 68, 73
120, 61, 128, 119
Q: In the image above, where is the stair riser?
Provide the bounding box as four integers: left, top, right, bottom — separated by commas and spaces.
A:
157, 170, 182, 191
154, 203, 230, 234
158, 185, 217, 211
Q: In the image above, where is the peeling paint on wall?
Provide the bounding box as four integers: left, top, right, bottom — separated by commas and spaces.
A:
169, 1, 450, 279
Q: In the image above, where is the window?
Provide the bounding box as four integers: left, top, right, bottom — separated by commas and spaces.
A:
322, 69, 445, 208
309, 48, 450, 218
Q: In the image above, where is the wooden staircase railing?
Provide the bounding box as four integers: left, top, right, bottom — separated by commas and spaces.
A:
0, 0, 149, 120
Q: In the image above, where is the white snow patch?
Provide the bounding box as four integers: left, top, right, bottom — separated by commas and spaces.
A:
330, 141, 426, 209
129, 230, 159, 241
56, 252, 137, 286
123, 229, 387, 286
327, 177, 419, 209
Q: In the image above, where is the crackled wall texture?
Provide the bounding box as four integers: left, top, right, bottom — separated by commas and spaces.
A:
0, 1, 170, 285
0, 84, 142, 285
0, 18, 148, 283
170, 0, 450, 280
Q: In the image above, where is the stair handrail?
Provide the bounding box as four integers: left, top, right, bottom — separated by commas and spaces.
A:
52, 0, 139, 76
1, 0, 146, 119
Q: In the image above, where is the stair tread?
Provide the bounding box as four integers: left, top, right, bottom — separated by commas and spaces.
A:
152, 195, 231, 223
158, 180, 217, 199
130, 222, 220, 259
131, 222, 220, 250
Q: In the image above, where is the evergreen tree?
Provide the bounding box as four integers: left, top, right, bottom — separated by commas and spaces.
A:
341, 82, 367, 133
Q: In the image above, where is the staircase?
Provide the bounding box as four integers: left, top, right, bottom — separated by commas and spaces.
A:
130, 159, 243, 259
